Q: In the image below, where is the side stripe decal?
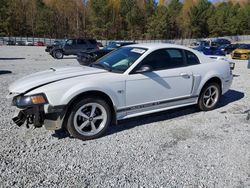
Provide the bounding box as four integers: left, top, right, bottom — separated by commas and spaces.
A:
117, 95, 198, 113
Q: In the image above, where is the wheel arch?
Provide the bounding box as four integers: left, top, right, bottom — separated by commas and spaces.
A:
62, 90, 117, 129
197, 76, 222, 111
199, 76, 222, 96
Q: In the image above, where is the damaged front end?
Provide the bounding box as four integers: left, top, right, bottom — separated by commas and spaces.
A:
11, 93, 66, 130
12, 93, 48, 128
12, 106, 45, 128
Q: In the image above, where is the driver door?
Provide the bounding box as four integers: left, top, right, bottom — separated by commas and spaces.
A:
125, 48, 194, 115
63, 39, 77, 55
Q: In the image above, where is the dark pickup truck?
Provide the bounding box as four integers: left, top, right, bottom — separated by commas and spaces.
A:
49, 38, 99, 59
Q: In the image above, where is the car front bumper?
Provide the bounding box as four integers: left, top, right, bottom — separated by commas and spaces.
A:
12, 105, 66, 130
45, 48, 51, 52
232, 53, 249, 60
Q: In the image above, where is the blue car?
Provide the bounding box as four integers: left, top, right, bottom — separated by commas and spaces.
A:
193, 46, 225, 56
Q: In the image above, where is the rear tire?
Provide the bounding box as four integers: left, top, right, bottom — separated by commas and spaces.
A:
66, 97, 111, 141
198, 82, 221, 111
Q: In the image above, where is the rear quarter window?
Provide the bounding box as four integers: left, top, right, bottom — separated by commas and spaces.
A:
185, 50, 200, 65
168, 49, 183, 58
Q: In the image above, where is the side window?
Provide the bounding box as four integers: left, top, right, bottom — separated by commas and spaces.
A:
78, 39, 86, 45
72, 39, 77, 45
168, 49, 183, 58
138, 48, 185, 71
66, 39, 73, 45
88, 39, 97, 45
185, 50, 200, 65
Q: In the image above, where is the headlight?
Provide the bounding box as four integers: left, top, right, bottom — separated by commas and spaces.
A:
13, 93, 48, 108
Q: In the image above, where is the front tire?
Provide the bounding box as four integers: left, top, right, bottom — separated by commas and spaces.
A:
66, 98, 111, 140
53, 50, 64, 59
198, 82, 221, 111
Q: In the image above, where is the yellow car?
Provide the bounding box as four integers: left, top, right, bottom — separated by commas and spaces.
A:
232, 44, 250, 60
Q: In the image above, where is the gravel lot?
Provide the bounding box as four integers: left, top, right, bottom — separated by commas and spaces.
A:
0, 46, 250, 188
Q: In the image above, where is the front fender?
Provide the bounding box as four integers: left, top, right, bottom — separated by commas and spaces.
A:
51, 46, 63, 53
60, 84, 121, 109
26, 78, 125, 111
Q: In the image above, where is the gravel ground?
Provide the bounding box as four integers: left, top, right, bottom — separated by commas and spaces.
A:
0, 46, 250, 188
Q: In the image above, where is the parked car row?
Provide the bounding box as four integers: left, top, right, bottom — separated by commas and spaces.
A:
5, 40, 45, 46
191, 38, 250, 60
191, 38, 231, 56
44, 37, 250, 62
190, 38, 231, 49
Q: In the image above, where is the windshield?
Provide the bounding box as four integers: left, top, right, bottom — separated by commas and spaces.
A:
238, 44, 250, 49
91, 47, 147, 73
54, 40, 64, 45
200, 41, 210, 46
219, 44, 228, 49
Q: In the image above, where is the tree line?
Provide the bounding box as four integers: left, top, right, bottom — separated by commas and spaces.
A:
0, 0, 250, 40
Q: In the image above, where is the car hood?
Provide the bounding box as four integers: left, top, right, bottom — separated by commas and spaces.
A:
8, 66, 107, 96
233, 49, 250, 53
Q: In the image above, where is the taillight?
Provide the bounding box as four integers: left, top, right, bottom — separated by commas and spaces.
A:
229, 62, 235, 71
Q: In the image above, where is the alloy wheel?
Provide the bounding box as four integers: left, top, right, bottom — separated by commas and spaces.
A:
73, 103, 107, 136
203, 85, 219, 108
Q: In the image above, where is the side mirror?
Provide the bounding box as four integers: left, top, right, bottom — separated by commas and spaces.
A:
135, 65, 152, 73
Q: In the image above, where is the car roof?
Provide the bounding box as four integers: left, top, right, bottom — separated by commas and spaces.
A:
68, 38, 96, 40
238, 44, 250, 48
125, 43, 194, 51
213, 38, 230, 41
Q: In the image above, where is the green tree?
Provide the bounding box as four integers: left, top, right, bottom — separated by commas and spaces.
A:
6, 0, 29, 36
188, 0, 212, 38
35, 0, 53, 37
238, 1, 250, 35
120, 0, 145, 40
208, 2, 241, 36
0, 0, 250, 39
88, 0, 112, 39
178, 0, 195, 38
0, 0, 8, 36
167, 0, 182, 39
146, 5, 169, 39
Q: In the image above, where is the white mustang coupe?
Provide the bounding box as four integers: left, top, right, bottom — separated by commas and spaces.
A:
8, 44, 233, 140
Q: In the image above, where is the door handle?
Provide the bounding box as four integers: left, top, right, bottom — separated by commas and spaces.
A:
180, 73, 191, 78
